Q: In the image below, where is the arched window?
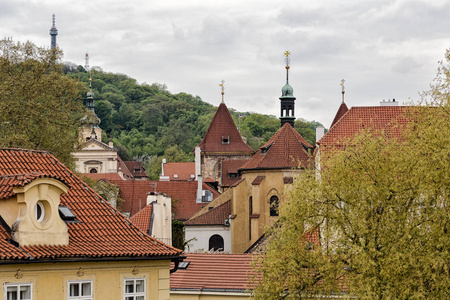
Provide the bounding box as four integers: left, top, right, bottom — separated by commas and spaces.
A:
209, 234, 224, 251
270, 195, 279, 217
89, 168, 98, 173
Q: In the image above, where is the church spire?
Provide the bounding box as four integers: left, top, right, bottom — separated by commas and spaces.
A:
84, 52, 100, 127
49, 14, 58, 50
279, 50, 296, 127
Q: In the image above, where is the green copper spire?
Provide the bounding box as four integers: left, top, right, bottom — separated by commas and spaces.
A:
279, 51, 296, 127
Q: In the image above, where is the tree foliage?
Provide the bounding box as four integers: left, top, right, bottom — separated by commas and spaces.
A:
0, 38, 85, 166
253, 53, 450, 299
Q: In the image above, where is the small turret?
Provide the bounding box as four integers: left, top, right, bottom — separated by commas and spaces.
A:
279, 51, 296, 127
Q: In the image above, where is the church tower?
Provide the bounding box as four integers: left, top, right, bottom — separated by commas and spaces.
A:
279, 51, 296, 127
49, 14, 58, 50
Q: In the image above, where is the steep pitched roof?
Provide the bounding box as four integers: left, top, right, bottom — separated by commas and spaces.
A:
117, 156, 133, 180
0, 148, 182, 261
111, 180, 219, 220
239, 123, 312, 171
124, 161, 149, 179
163, 162, 195, 181
130, 203, 153, 234
330, 102, 349, 128
317, 106, 410, 153
197, 103, 254, 153
170, 253, 258, 292
184, 200, 231, 226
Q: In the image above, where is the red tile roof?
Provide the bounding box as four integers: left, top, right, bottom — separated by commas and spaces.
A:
318, 106, 410, 154
330, 102, 349, 128
130, 203, 152, 234
198, 103, 254, 154
163, 162, 195, 181
184, 200, 231, 226
0, 148, 182, 261
240, 123, 312, 171
170, 253, 258, 292
81, 172, 124, 181
118, 156, 133, 180
111, 180, 220, 220
251, 176, 265, 185
124, 161, 149, 179
220, 159, 249, 187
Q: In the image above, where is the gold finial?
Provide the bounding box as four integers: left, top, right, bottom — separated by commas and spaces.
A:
284, 50, 291, 69
219, 80, 225, 103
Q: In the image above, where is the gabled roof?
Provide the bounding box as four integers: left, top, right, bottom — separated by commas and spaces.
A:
197, 103, 254, 154
330, 102, 349, 128
124, 161, 149, 179
163, 162, 195, 181
317, 106, 410, 152
78, 138, 116, 152
184, 200, 231, 226
239, 123, 312, 171
0, 148, 182, 261
170, 253, 258, 293
111, 180, 220, 220
220, 159, 249, 187
130, 203, 152, 234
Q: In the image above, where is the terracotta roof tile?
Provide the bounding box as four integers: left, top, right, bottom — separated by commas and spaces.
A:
130, 203, 152, 234
162, 162, 195, 181
240, 123, 312, 171
111, 180, 220, 220
330, 102, 349, 128
198, 103, 254, 154
318, 106, 410, 155
117, 156, 133, 180
251, 176, 265, 185
220, 159, 249, 187
170, 253, 258, 292
81, 172, 124, 181
0, 148, 182, 261
184, 200, 231, 226
124, 161, 149, 179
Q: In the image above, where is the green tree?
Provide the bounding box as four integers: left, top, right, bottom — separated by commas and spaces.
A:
254, 52, 450, 299
0, 38, 85, 167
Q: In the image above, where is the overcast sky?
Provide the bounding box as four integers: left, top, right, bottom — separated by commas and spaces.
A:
1, 0, 449, 127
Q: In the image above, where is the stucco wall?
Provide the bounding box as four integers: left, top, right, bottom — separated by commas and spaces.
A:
185, 225, 232, 253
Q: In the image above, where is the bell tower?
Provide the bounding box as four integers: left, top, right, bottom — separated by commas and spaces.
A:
279, 50, 296, 127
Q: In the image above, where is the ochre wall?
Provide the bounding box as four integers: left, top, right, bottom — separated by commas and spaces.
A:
0, 259, 171, 300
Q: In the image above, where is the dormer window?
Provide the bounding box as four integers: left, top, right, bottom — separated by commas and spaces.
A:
222, 136, 230, 144
35, 201, 45, 222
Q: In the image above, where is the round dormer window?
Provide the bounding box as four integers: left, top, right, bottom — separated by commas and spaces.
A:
35, 201, 45, 222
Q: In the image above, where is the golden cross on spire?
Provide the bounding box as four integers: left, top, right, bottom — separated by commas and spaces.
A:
284, 50, 291, 69
219, 80, 225, 103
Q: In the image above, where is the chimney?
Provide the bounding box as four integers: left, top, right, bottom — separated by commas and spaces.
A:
194, 146, 201, 180
316, 126, 325, 142
196, 175, 203, 203
380, 99, 399, 106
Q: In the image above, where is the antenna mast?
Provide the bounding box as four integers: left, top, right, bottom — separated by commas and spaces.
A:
49, 14, 58, 49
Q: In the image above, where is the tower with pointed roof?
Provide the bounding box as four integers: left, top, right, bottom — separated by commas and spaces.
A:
49, 14, 58, 50
329, 79, 349, 128
279, 51, 296, 127
195, 82, 254, 191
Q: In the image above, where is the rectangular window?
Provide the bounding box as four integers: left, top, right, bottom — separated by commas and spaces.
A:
4, 283, 32, 300
68, 280, 92, 300
124, 278, 145, 300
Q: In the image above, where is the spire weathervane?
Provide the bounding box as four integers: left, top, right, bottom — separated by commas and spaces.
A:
219, 80, 225, 103
340, 79, 345, 103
